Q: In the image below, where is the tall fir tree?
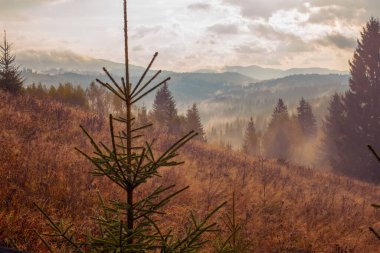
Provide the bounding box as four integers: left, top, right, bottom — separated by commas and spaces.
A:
242, 117, 259, 156
324, 18, 380, 182
186, 103, 206, 142
151, 82, 181, 135
263, 99, 292, 161
296, 98, 317, 138
0, 31, 23, 94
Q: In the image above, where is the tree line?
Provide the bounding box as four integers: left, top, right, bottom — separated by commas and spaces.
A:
241, 97, 317, 162
26, 81, 207, 142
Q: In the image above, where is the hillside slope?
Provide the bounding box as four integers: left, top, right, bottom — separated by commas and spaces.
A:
0, 92, 379, 252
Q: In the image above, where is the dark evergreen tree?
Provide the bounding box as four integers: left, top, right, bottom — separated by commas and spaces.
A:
324, 18, 380, 182
186, 103, 206, 142
269, 98, 289, 127
343, 17, 380, 182
0, 31, 23, 94
51, 83, 88, 107
242, 117, 259, 156
25, 83, 37, 96
151, 82, 181, 135
36, 83, 46, 97
263, 99, 292, 161
86, 81, 109, 117
297, 98, 317, 138
322, 93, 346, 170
137, 105, 149, 127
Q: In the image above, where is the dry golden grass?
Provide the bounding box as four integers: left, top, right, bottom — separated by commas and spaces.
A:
0, 91, 379, 252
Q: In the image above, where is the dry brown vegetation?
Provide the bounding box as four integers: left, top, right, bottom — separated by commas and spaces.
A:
1, 91, 380, 252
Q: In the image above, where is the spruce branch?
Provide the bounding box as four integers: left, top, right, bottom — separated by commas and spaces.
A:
131, 52, 159, 97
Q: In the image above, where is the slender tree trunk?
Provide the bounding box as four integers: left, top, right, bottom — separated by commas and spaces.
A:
124, 0, 134, 243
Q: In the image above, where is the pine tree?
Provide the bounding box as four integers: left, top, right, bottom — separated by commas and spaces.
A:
263, 99, 291, 160
137, 105, 149, 127
324, 18, 380, 182
296, 98, 317, 138
53, 83, 88, 107
322, 93, 346, 170
186, 103, 206, 142
35, 1, 226, 252
151, 83, 181, 135
242, 117, 259, 156
269, 98, 289, 127
343, 17, 380, 182
86, 81, 109, 117
0, 31, 23, 94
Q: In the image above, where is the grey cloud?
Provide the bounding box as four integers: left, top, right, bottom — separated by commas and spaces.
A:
234, 44, 266, 54
251, 24, 292, 41
310, 0, 366, 9
132, 45, 144, 52
250, 23, 314, 53
280, 38, 314, 53
0, 0, 63, 11
307, 0, 380, 25
307, 5, 367, 25
222, 0, 303, 19
131, 25, 163, 39
367, 1, 380, 12
208, 24, 240, 34
317, 33, 356, 49
223, 0, 379, 25
188, 3, 211, 11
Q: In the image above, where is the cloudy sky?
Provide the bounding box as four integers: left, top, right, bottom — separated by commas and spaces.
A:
0, 0, 378, 71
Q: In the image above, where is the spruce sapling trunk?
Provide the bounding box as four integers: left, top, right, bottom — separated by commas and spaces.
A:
123, 0, 134, 240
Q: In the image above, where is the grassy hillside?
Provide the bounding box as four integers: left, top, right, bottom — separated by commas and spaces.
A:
0, 91, 379, 252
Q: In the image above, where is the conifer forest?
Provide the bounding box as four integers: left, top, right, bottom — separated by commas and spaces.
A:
2, 1, 380, 252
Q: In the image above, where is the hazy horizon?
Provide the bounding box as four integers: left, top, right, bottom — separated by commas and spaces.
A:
14, 48, 352, 74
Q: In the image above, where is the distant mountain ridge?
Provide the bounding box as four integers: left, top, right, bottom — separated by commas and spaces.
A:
17, 50, 348, 80
18, 50, 350, 119
221, 65, 348, 80
21, 70, 255, 112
